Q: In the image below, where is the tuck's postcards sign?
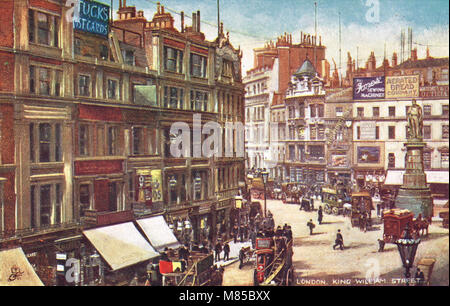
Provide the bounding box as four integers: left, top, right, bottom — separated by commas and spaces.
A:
73, 0, 110, 36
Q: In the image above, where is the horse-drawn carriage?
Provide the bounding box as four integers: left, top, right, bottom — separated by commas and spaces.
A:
350, 192, 374, 230
280, 183, 303, 205
382, 209, 430, 243
322, 185, 349, 215
249, 177, 275, 200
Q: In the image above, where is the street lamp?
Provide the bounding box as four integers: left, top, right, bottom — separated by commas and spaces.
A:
261, 170, 269, 218
395, 223, 421, 286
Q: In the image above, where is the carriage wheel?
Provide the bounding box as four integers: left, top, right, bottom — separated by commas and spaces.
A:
324, 204, 332, 214
285, 268, 294, 286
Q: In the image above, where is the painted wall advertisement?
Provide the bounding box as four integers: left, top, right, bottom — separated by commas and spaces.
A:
357, 146, 380, 164
135, 169, 163, 206
385, 75, 419, 98
331, 154, 348, 167
420, 85, 449, 98
353, 76, 385, 99
73, 0, 110, 36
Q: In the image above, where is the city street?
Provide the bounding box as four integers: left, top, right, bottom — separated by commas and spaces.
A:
223, 199, 449, 286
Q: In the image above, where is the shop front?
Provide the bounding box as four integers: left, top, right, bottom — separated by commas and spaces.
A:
82, 222, 159, 286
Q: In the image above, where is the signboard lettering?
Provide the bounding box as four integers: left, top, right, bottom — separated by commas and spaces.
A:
420, 86, 449, 98
385, 75, 419, 98
353, 77, 385, 99
73, 0, 110, 36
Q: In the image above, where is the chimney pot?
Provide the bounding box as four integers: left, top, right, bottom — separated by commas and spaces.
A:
181, 11, 184, 33
197, 10, 201, 32
192, 12, 197, 32
157, 2, 161, 14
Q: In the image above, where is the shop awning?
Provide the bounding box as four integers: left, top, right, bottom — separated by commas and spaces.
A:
384, 170, 449, 185
425, 171, 449, 184
136, 216, 182, 252
384, 170, 405, 185
0, 247, 44, 286
83, 222, 159, 271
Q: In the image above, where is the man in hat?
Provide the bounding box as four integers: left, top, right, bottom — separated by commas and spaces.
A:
307, 219, 315, 235
333, 229, 344, 250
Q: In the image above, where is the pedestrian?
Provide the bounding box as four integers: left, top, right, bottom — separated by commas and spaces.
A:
244, 224, 249, 240
223, 242, 230, 261
275, 226, 283, 237
376, 202, 381, 217
318, 206, 323, 225
333, 229, 344, 250
214, 241, 222, 262
377, 239, 385, 252
415, 268, 425, 286
239, 247, 246, 269
250, 229, 257, 249
233, 224, 239, 244
240, 224, 245, 242
285, 226, 293, 242
307, 219, 315, 235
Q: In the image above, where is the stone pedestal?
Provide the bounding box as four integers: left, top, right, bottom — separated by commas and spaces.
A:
395, 141, 433, 219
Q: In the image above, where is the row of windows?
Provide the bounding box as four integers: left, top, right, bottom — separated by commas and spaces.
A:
247, 106, 265, 122
288, 105, 323, 118
355, 105, 449, 118
387, 152, 449, 169
164, 47, 209, 78
246, 81, 267, 96
356, 125, 449, 140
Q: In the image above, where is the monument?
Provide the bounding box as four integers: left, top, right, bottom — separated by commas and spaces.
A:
395, 99, 433, 219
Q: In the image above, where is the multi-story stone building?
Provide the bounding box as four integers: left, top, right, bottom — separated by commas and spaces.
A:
244, 33, 329, 174
0, 0, 244, 286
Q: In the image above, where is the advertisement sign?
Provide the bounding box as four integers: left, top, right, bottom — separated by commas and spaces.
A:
73, 0, 110, 36
357, 147, 380, 164
353, 77, 385, 99
331, 155, 348, 167
420, 86, 449, 98
360, 122, 376, 140
385, 75, 419, 98
150, 169, 163, 202
136, 169, 153, 206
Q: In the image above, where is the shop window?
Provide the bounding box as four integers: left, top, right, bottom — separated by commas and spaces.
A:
107, 79, 119, 100
190, 90, 208, 112
164, 86, 184, 109
423, 125, 432, 140
190, 53, 207, 78
78, 75, 91, 97
164, 47, 183, 73
388, 126, 395, 140
29, 10, 60, 47
441, 152, 449, 169
388, 106, 396, 117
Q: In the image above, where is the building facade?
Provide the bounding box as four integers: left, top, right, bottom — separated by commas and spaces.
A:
0, 0, 245, 286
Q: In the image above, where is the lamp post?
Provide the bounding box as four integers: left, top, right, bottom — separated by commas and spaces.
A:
395, 223, 421, 286
261, 170, 269, 218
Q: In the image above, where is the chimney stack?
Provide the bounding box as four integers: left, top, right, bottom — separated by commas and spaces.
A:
181, 11, 184, 33
119, 0, 123, 9
197, 10, 201, 32
411, 48, 418, 61
426, 47, 431, 59
392, 52, 398, 66
192, 12, 197, 32
157, 2, 161, 14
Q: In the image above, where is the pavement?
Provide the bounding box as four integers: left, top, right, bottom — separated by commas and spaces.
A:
222, 198, 449, 286
214, 240, 252, 268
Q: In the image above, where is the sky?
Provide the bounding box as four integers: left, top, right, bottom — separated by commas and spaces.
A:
97, 0, 449, 76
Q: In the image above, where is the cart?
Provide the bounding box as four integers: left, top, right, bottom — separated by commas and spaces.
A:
280, 183, 302, 205
382, 209, 414, 243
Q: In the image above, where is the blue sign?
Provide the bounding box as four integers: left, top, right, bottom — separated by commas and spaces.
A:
353, 76, 385, 100
74, 0, 110, 36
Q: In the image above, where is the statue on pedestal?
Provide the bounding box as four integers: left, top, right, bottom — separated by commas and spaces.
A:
407, 99, 423, 140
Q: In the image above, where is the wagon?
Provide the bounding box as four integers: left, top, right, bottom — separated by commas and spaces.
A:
382, 209, 414, 243
281, 183, 303, 205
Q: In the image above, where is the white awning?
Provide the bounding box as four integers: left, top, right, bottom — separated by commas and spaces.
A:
384, 170, 405, 185
425, 171, 449, 184
0, 247, 44, 286
83, 222, 159, 271
136, 216, 182, 252
384, 170, 449, 185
